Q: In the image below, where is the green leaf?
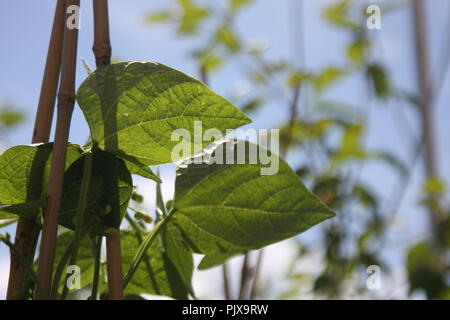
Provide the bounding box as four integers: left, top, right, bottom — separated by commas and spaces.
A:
240, 98, 265, 114
314, 67, 345, 91
0, 218, 17, 229
407, 241, 448, 299
0, 105, 25, 129
332, 123, 367, 165
52, 231, 101, 295
76, 61, 251, 168
0, 143, 83, 218
59, 149, 133, 230
323, 0, 359, 30
177, 0, 210, 34
171, 140, 335, 268
197, 251, 239, 270
347, 39, 369, 65
145, 11, 172, 23
52, 228, 193, 300
366, 63, 391, 98
215, 26, 241, 52
0, 200, 45, 220
122, 229, 192, 299
124, 160, 160, 183
230, 0, 255, 11
161, 223, 194, 296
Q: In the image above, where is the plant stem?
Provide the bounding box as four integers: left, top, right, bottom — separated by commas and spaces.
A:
222, 262, 231, 300
125, 213, 157, 290
1, 234, 43, 297
50, 239, 74, 299
123, 210, 175, 289
35, 0, 81, 300
90, 236, 103, 300
249, 249, 264, 299
7, 0, 66, 300
238, 253, 252, 300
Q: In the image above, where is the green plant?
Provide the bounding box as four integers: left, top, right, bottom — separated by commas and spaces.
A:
0, 61, 334, 299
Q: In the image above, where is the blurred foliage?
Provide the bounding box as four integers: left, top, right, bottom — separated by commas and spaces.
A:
0, 104, 25, 133
144, 0, 449, 299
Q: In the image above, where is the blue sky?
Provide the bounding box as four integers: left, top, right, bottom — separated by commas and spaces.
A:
0, 0, 449, 299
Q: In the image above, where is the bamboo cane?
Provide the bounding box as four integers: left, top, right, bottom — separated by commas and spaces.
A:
6, 0, 66, 300
35, 0, 81, 300
92, 0, 123, 300
412, 0, 443, 234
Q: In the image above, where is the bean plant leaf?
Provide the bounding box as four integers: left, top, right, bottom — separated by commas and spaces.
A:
124, 160, 161, 183
76, 61, 251, 170
52, 229, 192, 300
52, 231, 101, 295
122, 230, 193, 299
170, 139, 335, 268
0, 211, 16, 220
161, 223, 194, 296
59, 149, 133, 230
0, 200, 45, 220
0, 143, 83, 219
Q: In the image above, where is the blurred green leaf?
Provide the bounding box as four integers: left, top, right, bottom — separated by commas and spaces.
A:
347, 39, 368, 65
215, 25, 241, 52
323, 0, 360, 30
287, 71, 312, 89
332, 123, 367, 165
423, 177, 446, 196
314, 67, 345, 91
145, 11, 172, 23
0, 105, 25, 129
240, 98, 265, 114
231, 0, 255, 12
366, 63, 391, 98
177, 0, 209, 34
407, 241, 448, 299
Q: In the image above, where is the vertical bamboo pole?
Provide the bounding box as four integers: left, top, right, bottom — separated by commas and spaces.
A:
35, 0, 81, 300
93, 0, 112, 67
6, 0, 66, 300
412, 0, 442, 231
92, 0, 123, 300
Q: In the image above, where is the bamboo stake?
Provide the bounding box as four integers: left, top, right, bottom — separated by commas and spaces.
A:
93, 0, 112, 67
35, 0, 81, 300
412, 0, 442, 231
105, 233, 123, 300
6, 0, 66, 300
92, 0, 123, 300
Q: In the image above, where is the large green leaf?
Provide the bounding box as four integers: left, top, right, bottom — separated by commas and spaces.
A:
59, 149, 133, 230
0, 143, 83, 219
76, 61, 251, 169
171, 140, 335, 268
